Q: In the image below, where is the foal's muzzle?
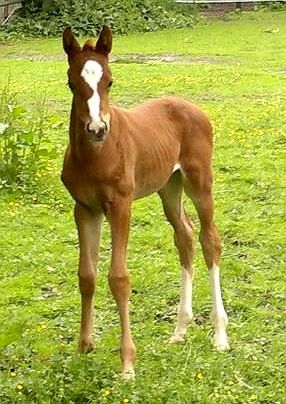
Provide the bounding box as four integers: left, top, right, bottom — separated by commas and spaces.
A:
86, 121, 108, 142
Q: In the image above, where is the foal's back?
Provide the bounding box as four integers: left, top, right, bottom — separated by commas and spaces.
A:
119, 96, 212, 144
110, 96, 213, 199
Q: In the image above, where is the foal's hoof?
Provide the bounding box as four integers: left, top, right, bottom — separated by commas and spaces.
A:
214, 340, 230, 351
215, 342, 230, 351
169, 334, 185, 344
213, 331, 230, 351
78, 340, 95, 354
122, 369, 135, 381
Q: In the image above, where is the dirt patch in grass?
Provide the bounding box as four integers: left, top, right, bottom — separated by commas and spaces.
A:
0, 51, 239, 65
111, 54, 239, 65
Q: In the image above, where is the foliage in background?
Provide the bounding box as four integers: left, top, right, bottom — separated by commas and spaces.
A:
1, 0, 196, 37
0, 82, 61, 193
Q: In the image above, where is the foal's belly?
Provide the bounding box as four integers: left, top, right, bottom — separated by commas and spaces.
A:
133, 162, 178, 200
133, 183, 162, 200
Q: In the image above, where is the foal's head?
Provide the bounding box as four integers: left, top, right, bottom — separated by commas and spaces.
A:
63, 27, 113, 142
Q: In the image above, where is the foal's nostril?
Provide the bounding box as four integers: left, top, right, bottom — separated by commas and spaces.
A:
97, 127, 105, 137
87, 123, 93, 133
102, 121, 107, 132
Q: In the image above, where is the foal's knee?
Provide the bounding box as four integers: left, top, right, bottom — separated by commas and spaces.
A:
78, 271, 96, 297
108, 271, 131, 300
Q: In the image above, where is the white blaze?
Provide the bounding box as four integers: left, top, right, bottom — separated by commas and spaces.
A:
80, 60, 103, 122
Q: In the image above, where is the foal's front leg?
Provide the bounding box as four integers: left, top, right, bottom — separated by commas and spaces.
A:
75, 203, 103, 353
105, 196, 136, 379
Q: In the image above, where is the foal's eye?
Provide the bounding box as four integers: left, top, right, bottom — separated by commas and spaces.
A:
108, 80, 113, 89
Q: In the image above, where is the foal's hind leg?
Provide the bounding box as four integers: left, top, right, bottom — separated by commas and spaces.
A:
182, 158, 229, 350
158, 171, 194, 343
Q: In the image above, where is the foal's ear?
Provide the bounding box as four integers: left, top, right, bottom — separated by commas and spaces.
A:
63, 27, 81, 59
95, 26, 112, 56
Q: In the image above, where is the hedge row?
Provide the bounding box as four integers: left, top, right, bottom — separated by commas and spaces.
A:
2, 0, 197, 37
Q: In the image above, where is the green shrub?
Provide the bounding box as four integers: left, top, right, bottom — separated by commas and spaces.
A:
0, 82, 58, 192
2, 0, 197, 37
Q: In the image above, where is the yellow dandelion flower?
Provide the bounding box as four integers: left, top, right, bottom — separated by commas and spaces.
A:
16, 384, 23, 390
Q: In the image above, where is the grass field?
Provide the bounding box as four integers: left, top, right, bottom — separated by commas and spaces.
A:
0, 10, 286, 403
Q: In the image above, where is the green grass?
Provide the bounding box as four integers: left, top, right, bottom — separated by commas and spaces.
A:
0, 10, 286, 403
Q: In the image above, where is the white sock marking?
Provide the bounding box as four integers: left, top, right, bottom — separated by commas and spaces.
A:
210, 265, 229, 350
80, 60, 103, 122
170, 267, 193, 343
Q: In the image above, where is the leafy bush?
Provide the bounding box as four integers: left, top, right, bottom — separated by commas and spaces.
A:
259, 1, 286, 11
2, 0, 196, 37
0, 82, 59, 192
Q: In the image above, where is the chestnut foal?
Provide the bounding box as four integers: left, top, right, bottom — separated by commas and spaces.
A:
62, 27, 229, 379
